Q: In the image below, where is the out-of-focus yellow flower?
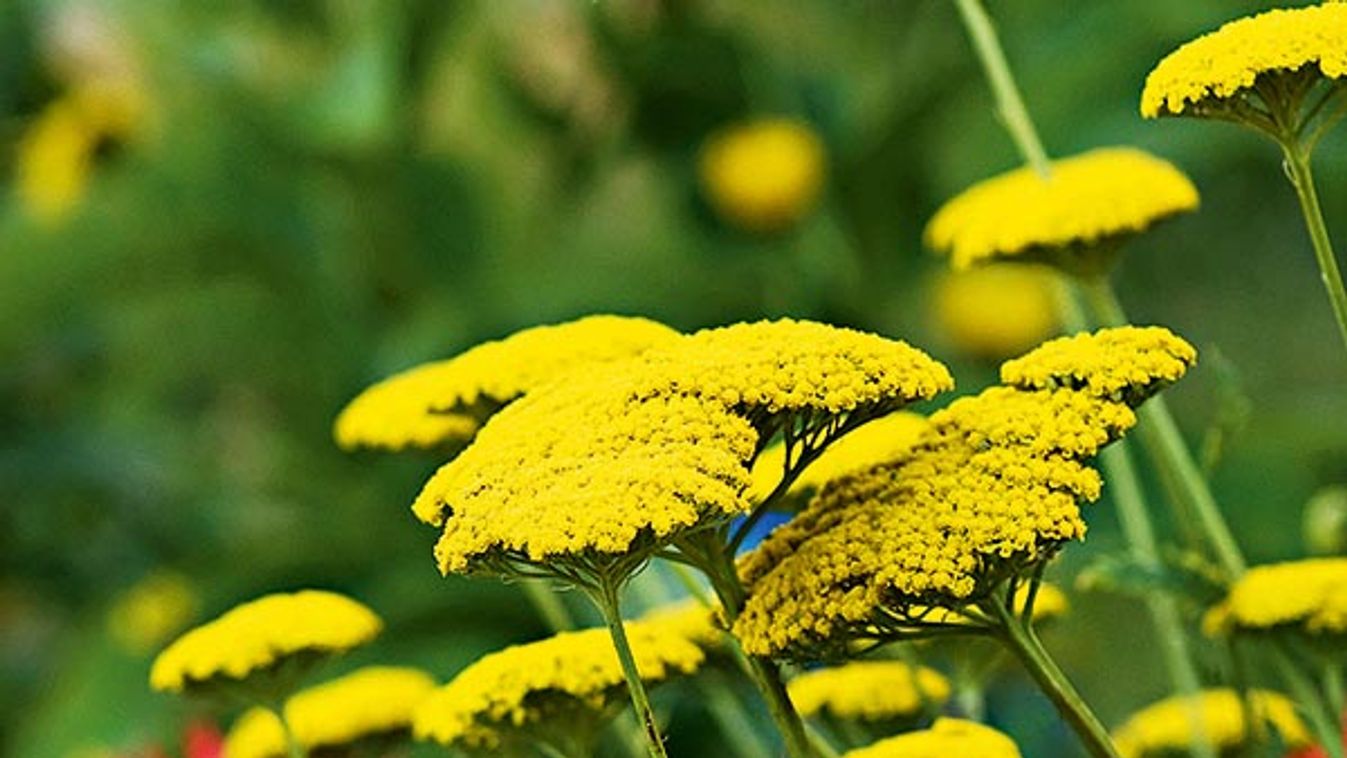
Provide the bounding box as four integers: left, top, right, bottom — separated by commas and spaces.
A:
1141, 4, 1347, 120
1111, 689, 1311, 758
1204, 557, 1347, 636
107, 571, 198, 655
224, 667, 437, 758
925, 148, 1198, 272
932, 264, 1060, 359
699, 118, 826, 233
150, 590, 382, 694
750, 412, 931, 504
788, 661, 950, 722
842, 717, 1022, 758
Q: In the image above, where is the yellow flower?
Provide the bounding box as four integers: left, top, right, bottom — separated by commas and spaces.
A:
107, 571, 198, 655
750, 412, 931, 504
1141, 4, 1347, 119
699, 118, 827, 233
334, 315, 679, 452
1204, 557, 1347, 636
916, 581, 1069, 627
734, 327, 1193, 658
414, 319, 951, 577
150, 590, 382, 694
925, 148, 1198, 271
788, 661, 950, 722
1111, 689, 1311, 758
223, 667, 437, 758
412, 621, 704, 751
842, 717, 1022, 758
1000, 326, 1197, 405
932, 265, 1060, 359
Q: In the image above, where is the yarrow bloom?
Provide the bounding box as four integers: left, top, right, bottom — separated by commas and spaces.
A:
734, 327, 1194, 659
932, 264, 1061, 359
1204, 557, 1347, 636
1000, 326, 1197, 406
925, 148, 1198, 272
411, 621, 706, 753
787, 661, 951, 723
698, 118, 826, 233
1141, 4, 1347, 121
841, 717, 1021, 758
150, 590, 382, 694
334, 315, 679, 451
223, 667, 436, 758
1111, 689, 1311, 758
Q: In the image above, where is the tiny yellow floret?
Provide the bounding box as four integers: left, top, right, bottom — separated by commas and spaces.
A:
223, 666, 437, 758
842, 717, 1022, 758
150, 590, 382, 693
334, 315, 679, 451
1111, 689, 1311, 758
1141, 4, 1347, 119
788, 661, 950, 721
925, 148, 1198, 270
699, 117, 826, 233
1205, 557, 1347, 636
933, 264, 1060, 359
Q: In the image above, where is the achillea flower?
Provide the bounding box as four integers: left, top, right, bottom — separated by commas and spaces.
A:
842, 718, 1021, 758
150, 591, 382, 694
1141, 4, 1347, 120
925, 148, 1198, 271
699, 118, 826, 233
1204, 557, 1347, 636
414, 319, 951, 577
750, 412, 931, 504
411, 622, 705, 752
734, 327, 1193, 659
334, 315, 679, 451
223, 667, 436, 758
932, 264, 1060, 359
1111, 689, 1311, 758
1000, 326, 1197, 405
107, 571, 198, 655
787, 661, 951, 722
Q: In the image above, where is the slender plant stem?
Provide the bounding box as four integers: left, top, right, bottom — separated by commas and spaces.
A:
952, 0, 1051, 177
591, 577, 670, 758
984, 598, 1122, 758
1269, 644, 1345, 758
1280, 140, 1347, 356
1078, 275, 1249, 578
269, 705, 306, 758
522, 578, 575, 632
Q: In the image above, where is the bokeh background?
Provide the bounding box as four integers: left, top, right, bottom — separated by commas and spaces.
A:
4, 1, 1346, 756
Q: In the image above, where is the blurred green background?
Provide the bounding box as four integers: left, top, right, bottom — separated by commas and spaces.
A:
3, 1, 1345, 756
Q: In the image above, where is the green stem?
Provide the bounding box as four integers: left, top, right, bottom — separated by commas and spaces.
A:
984, 598, 1122, 758
1079, 275, 1249, 578
521, 579, 575, 632
1280, 140, 1347, 356
591, 577, 670, 758
1269, 644, 1345, 758
952, 0, 1051, 177
270, 705, 306, 758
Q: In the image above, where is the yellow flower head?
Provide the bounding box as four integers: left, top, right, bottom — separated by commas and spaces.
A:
1001, 326, 1197, 406
223, 667, 437, 758
1204, 557, 1347, 636
412, 622, 704, 751
750, 412, 931, 504
334, 315, 679, 452
734, 328, 1192, 658
925, 148, 1198, 271
1111, 689, 1311, 758
107, 571, 198, 655
842, 717, 1022, 758
1141, 4, 1347, 119
917, 581, 1070, 627
932, 264, 1061, 359
699, 117, 827, 233
150, 590, 382, 694
414, 319, 951, 578
787, 661, 951, 722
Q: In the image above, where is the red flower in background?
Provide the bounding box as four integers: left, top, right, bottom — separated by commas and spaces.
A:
182, 720, 222, 758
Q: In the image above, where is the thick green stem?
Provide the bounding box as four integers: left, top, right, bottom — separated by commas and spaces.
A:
1079, 275, 1249, 578
591, 578, 670, 758
985, 599, 1122, 758
522, 579, 575, 632
1281, 141, 1347, 356
952, 0, 1051, 176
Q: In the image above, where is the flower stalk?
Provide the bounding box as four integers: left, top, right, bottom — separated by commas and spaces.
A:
589, 575, 670, 758
1280, 139, 1347, 355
